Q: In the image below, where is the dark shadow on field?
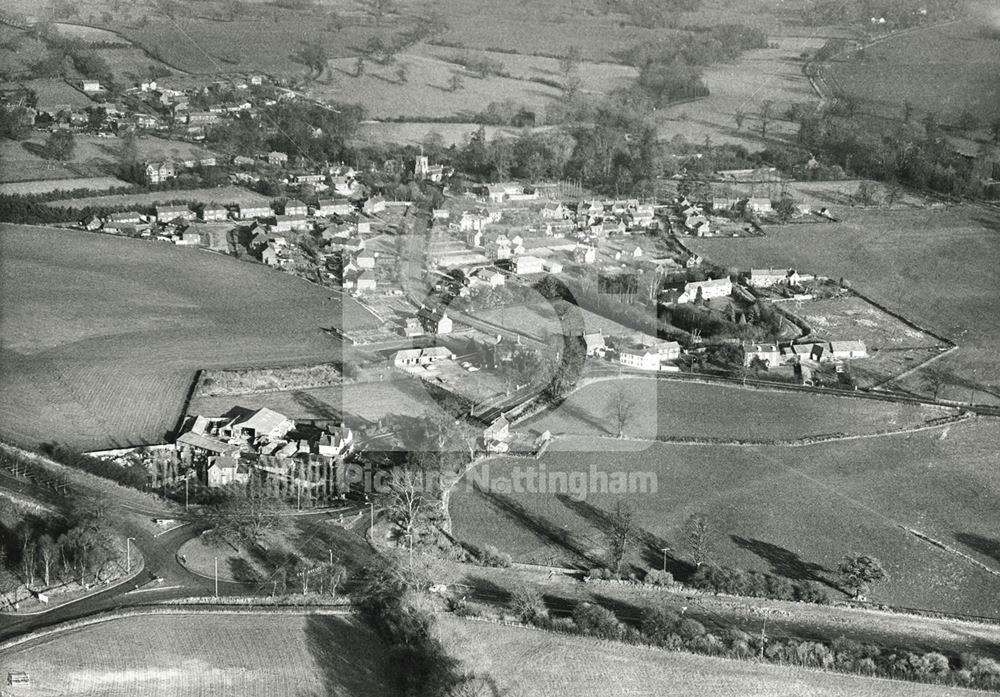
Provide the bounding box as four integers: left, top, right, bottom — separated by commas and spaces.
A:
227, 557, 262, 584
472, 485, 596, 568
303, 615, 397, 697
548, 399, 613, 435
461, 574, 512, 605
731, 536, 834, 588
21, 141, 53, 160
955, 533, 1000, 567
291, 389, 344, 421
555, 495, 695, 581
291, 516, 376, 575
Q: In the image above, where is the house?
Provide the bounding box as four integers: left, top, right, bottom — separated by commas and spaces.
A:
316, 198, 354, 216
685, 215, 711, 236
273, 214, 310, 232
155, 205, 192, 222
743, 342, 782, 367
543, 259, 564, 274
356, 250, 376, 269
291, 173, 326, 185
746, 197, 773, 214
144, 161, 175, 185
466, 229, 484, 248
459, 211, 489, 233
630, 245, 643, 259
783, 342, 825, 364
355, 271, 377, 291
574, 246, 597, 264
487, 235, 513, 261
80, 79, 102, 92
676, 277, 733, 304
269, 151, 288, 166
541, 202, 569, 219
316, 425, 354, 458
402, 317, 424, 337
483, 414, 510, 443
106, 211, 143, 226
206, 455, 251, 488
80, 214, 102, 231
363, 196, 386, 215
178, 231, 202, 246
418, 306, 453, 334
392, 346, 455, 368
284, 198, 308, 216
712, 197, 739, 212
187, 110, 219, 126
583, 331, 607, 357
513, 255, 545, 275
473, 268, 505, 287
632, 204, 656, 227
828, 340, 868, 360
653, 341, 682, 360
393, 348, 424, 368
619, 347, 661, 371
200, 204, 229, 222
261, 245, 280, 266
237, 203, 272, 219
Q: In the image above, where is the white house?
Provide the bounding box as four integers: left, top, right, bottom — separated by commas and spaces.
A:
574, 246, 597, 264
676, 277, 733, 304
743, 342, 782, 367
828, 340, 868, 360
513, 255, 545, 275
747, 197, 773, 214
749, 268, 795, 288
473, 268, 505, 287
619, 348, 661, 371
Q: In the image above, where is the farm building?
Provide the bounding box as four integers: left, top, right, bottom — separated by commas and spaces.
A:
513, 255, 545, 275
619, 347, 661, 371
749, 268, 799, 288
828, 340, 868, 360
676, 278, 733, 304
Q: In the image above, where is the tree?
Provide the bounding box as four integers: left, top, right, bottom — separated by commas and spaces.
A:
205, 478, 289, 548
395, 63, 408, 83
299, 40, 328, 75
734, 109, 745, 130
989, 118, 1000, 145
384, 462, 430, 549
510, 585, 548, 623
19, 529, 37, 587
685, 512, 710, 566
773, 194, 797, 222
902, 100, 914, 124
607, 379, 635, 439
838, 555, 887, 598
45, 129, 75, 161
921, 364, 949, 400
558, 46, 581, 79
608, 500, 634, 577
448, 72, 464, 92
759, 100, 774, 138
354, 56, 365, 77
37, 533, 57, 587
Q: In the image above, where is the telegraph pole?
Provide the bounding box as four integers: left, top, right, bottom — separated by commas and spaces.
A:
214, 557, 219, 598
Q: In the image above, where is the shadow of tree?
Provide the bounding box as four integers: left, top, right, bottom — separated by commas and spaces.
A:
731, 536, 834, 588
954, 533, 1000, 567
472, 485, 597, 568
460, 574, 512, 605
228, 557, 262, 584
291, 389, 344, 421
303, 615, 399, 696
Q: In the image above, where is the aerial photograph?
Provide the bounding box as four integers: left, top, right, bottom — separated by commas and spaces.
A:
0, 0, 997, 694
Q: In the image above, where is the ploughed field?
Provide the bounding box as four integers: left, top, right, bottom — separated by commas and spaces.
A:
0, 224, 378, 450
450, 419, 1000, 617
0, 613, 397, 697
436, 615, 983, 697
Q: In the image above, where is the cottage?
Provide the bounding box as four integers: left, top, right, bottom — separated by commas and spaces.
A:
418, 306, 453, 334
268, 150, 288, 166
155, 205, 192, 222
356, 250, 376, 269
748, 268, 795, 288
284, 198, 308, 216
403, 317, 424, 337
583, 331, 607, 357
473, 268, 505, 287
355, 271, 377, 291
541, 202, 569, 219
206, 455, 250, 488
261, 246, 280, 266
316, 425, 353, 458
743, 342, 781, 367
619, 347, 661, 371
393, 348, 423, 368
80, 214, 102, 231
362, 196, 386, 215
676, 277, 733, 304
200, 204, 229, 222
144, 161, 175, 185
483, 414, 510, 443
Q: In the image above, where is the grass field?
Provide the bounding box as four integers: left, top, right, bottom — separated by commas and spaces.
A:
0, 613, 398, 697
451, 418, 1000, 617
46, 185, 270, 210
0, 177, 132, 195
823, 21, 1000, 126
50, 23, 130, 44
355, 121, 537, 146
477, 300, 645, 343
436, 616, 983, 697
21, 78, 94, 110
526, 377, 948, 441
686, 205, 1000, 403
0, 224, 360, 450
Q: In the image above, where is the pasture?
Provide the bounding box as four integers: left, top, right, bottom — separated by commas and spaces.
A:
356, 121, 535, 147
0, 224, 353, 450
526, 376, 948, 441
823, 21, 1000, 126
20, 78, 93, 110
0, 613, 397, 697
45, 185, 270, 210
450, 418, 1000, 617
687, 205, 1000, 403
436, 616, 981, 697
0, 177, 132, 195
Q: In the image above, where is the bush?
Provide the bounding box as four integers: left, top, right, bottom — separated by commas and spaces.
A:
676, 617, 707, 640
643, 569, 674, 586
793, 580, 830, 604
510, 586, 548, 624
475, 544, 512, 568
587, 567, 613, 580
640, 606, 680, 644
572, 603, 623, 640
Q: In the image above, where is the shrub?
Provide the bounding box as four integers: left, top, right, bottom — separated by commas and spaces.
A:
587, 567, 613, 580
793, 580, 830, 604
572, 603, 623, 640
676, 617, 707, 640
475, 544, 512, 568
643, 569, 674, 586
640, 606, 680, 644
510, 586, 548, 624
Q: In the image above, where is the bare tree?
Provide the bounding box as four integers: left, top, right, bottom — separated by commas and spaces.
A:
37, 534, 57, 587
759, 100, 774, 138
685, 512, 710, 567
448, 72, 464, 92
734, 109, 746, 130
205, 478, 289, 548
922, 364, 949, 400
608, 500, 634, 577
20, 532, 37, 587
385, 464, 429, 545
608, 379, 635, 439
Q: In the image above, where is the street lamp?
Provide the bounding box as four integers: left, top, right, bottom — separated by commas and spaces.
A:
369, 501, 375, 531
660, 546, 670, 572
126, 537, 136, 573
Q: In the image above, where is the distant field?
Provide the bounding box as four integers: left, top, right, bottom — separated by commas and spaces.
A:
823, 21, 1000, 125
526, 376, 948, 440
46, 186, 270, 210
451, 418, 1000, 617
477, 300, 644, 343
50, 22, 129, 44
0, 177, 132, 195
355, 121, 534, 146
0, 224, 352, 450
436, 616, 981, 697
21, 78, 93, 110
0, 613, 397, 697
687, 206, 1000, 403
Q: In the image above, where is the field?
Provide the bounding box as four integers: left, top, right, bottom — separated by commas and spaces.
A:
20, 78, 93, 110
823, 21, 1000, 126
477, 301, 643, 343
686, 206, 1000, 403
50, 23, 130, 44
356, 121, 537, 146
0, 224, 362, 450
0, 177, 132, 195
450, 417, 1000, 617
526, 376, 949, 441
436, 616, 982, 697
0, 613, 398, 697
46, 185, 270, 210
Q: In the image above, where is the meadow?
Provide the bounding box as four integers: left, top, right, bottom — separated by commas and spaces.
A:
436, 616, 983, 697
45, 185, 270, 210
0, 224, 360, 450
450, 418, 1000, 617
0, 613, 397, 697
477, 300, 644, 344
823, 21, 1000, 126
526, 376, 949, 441
687, 206, 1000, 403
0, 177, 131, 195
